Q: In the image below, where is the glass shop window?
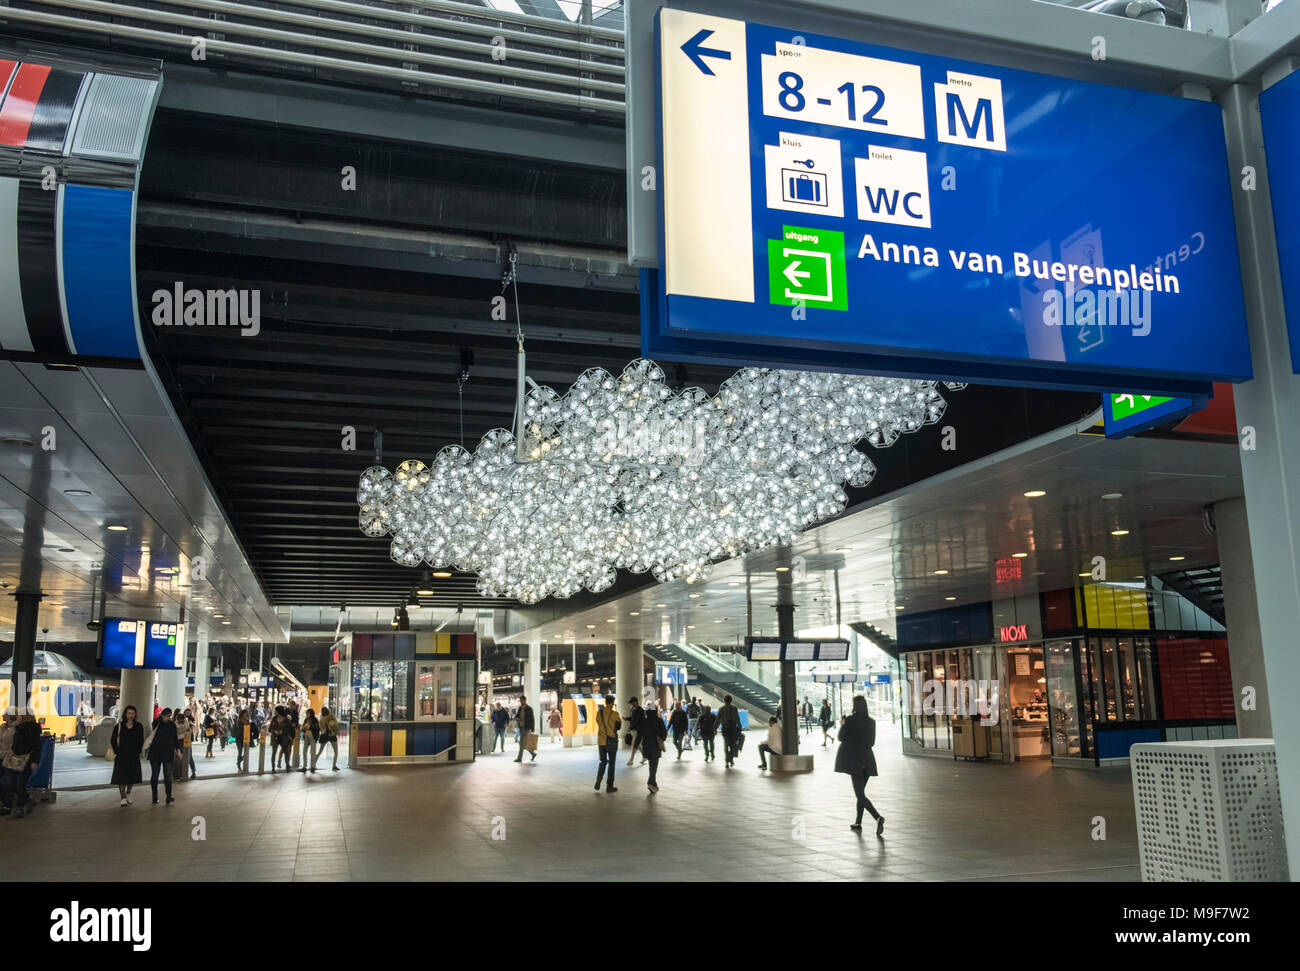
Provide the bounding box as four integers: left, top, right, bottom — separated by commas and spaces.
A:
1045, 639, 1083, 759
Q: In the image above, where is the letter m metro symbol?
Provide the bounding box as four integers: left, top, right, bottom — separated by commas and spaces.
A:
946, 93, 993, 141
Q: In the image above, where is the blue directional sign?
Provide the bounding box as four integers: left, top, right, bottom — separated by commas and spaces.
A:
1101, 392, 1206, 439
1262, 68, 1300, 374
648, 8, 1250, 395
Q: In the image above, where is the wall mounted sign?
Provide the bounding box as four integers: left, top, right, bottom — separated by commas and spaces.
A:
1261, 66, 1300, 374
647, 8, 1249, 395
745, 637, 850, 661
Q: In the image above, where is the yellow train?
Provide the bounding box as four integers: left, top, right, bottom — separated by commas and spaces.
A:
0, 651, 117, 740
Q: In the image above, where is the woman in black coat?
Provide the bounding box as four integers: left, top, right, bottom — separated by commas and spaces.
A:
834, 695, 884, 835
110, 705, 144, 806
640, 705, 667, 793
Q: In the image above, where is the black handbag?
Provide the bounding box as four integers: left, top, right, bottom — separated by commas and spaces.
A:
623, 731, 633, 745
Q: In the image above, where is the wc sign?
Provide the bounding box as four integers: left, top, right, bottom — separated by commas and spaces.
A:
999, 624, 1029, 643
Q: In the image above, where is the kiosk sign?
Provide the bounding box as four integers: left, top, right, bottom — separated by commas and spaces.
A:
648, 7, 1250, 395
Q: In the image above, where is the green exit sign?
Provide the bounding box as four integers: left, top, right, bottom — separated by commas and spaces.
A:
1108, 393, 1172, 420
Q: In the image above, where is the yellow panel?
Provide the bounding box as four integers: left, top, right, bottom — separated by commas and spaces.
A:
436, 633, 451, 655
415, 633, 435, 655
392, 729, 406, 757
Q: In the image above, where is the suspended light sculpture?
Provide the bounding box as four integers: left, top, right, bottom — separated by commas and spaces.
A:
359, 357, 960, 603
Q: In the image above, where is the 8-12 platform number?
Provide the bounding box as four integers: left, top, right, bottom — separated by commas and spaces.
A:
777, 70, 887, 126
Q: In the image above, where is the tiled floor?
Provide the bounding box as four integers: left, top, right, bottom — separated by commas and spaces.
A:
9, 722, 1141, 881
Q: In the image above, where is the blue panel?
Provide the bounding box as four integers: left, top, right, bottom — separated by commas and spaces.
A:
60, 183, 139, 359
1101, 393, 1205, 438
1262, 69, 1300, 373
412, 727, 439, 755
652, 12, 1250, 393
55, 684, 78, 717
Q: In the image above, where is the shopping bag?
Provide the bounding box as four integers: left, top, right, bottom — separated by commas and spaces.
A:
524, 732, 539, 753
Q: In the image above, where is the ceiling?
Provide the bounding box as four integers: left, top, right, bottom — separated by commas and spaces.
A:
499, 416, 1244, 647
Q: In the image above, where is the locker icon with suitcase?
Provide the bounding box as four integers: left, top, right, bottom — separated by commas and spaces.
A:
781, 168, 829, 207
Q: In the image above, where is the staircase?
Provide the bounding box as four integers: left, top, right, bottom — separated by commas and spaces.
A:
644, 643, 781, 718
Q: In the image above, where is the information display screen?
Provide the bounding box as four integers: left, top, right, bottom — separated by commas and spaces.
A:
143, 622, 185, 669
784, 642, 815, 660
99, 618, 145, 668
655, 663, 687, 685
817, 640, 850, 661
749, 642, 783, 661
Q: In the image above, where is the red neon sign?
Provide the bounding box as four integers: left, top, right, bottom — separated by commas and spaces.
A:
994, 557, 1022, 583
999, 624, 1028, 642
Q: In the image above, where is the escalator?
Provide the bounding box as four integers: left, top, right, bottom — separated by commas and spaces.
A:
644, 643, 781, 717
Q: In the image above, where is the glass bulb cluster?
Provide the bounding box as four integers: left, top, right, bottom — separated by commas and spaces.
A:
358, 360, 960, 603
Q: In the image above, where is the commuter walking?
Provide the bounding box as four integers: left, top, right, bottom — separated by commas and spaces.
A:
548, 706, 563, 743
514, 697, 537, 763
110, 705, 144, 806
234, 709, 252, 770
175, 710, 198, 780
217, 706, 229, 752
269, 711, 288, 772
298, 709, 318, 773
314, 706, 340, 771
836, 695, 884, 836
146, 708, 183, 805
0, 708, 14, 816
203, 710, 218, 758
820, 699, 835, 746
1, 711, 41, 818
669, 701, 689, 759
593, 695, 621, 793
697, 705, 717, 762
686, 697, 701, 742
640, 703, 667, 793
76, 698, 94, 743
801, 696, 814, 734
717, 694, 741, 768
625, 697, 644, 767
757, 716, 782, 770
490, 702, 508, 753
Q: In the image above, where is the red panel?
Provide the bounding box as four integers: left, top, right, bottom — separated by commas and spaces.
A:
0, 63, 51, 146
454, 633, 476, 655
1043, 588, 1074, 631
1174, 382, 1237, 436
357, 728, 384, 757
1157, 637, 1235, 720
0, 60, 17, 95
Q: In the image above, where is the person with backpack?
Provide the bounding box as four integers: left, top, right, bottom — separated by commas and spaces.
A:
110, 705, 144, 806
593, 695, 621, 793
640, 702, 667, 793
146, 708, 183, 805
716, 694, 742, 768
669, 701, 689, 759
820, 699, 836, 746
836, 695, 885, 836
624, 697, 644, 767
697, 705, 717, 762
1, 713, 41, 818
314, 706, 340, 771
686, 697, 702, 742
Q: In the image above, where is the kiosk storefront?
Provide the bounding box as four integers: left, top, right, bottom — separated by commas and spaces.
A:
329, 631, 478, 765
899, 581, 1235, 767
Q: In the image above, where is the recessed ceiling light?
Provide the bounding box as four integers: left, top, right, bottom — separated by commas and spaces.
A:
1169, 556, 1185, 561
212, 614, 223, 618
714, 619, 723, 623
775, 566, 790, 572
1078, 572, 1091, 578
629, 611, 640, 616
432, 571, 452, 578
895, 605, 905, 610
1012, 552, 1028, 558
586, 624, 596, 629
417, 588, 434, 595
605, 618, 616, 623
688, 593, 701, 599
1101, 492, 1122, 500
933, 569, 948, 575
221, 620, 232, 625
727, 581, 741, 586
656, 603, 667, 607
687, 625, 696, 629
106, 524, 128, 532
1111, 529, 1130, 536
945, 596, 957, 601
1023, 490, 1046, 498
64, 489, 91, 497
834, 546, 853, 552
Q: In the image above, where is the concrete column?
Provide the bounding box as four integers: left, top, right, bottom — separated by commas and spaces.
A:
777, 563, 798, 756
1213, 497, 1271, 737
7, 591, 42, 714
523, 638, 541, 720
118, 669, 156, 726
1219, 84, 1300, 874
193, 627, 212, 704
155, 667, 186, 713
615, 639, 644, 712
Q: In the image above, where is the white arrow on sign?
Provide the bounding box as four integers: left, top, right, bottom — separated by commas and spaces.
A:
783, 261, 811, 288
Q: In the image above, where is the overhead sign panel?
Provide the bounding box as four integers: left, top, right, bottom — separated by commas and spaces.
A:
1102, 392, 1204, 439
1261, 67, 1300, 373
648, 7, 1250, 395
98, 618, 185, 669
744, 637, 850, 662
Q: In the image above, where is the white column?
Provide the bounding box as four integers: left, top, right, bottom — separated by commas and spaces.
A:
524, 638, 541, 717
615, 639, 644, 712
155, 668, 186, 713
1213, 497, 1271, 738
118, 669, 155, 724
193, 626, 212, 704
